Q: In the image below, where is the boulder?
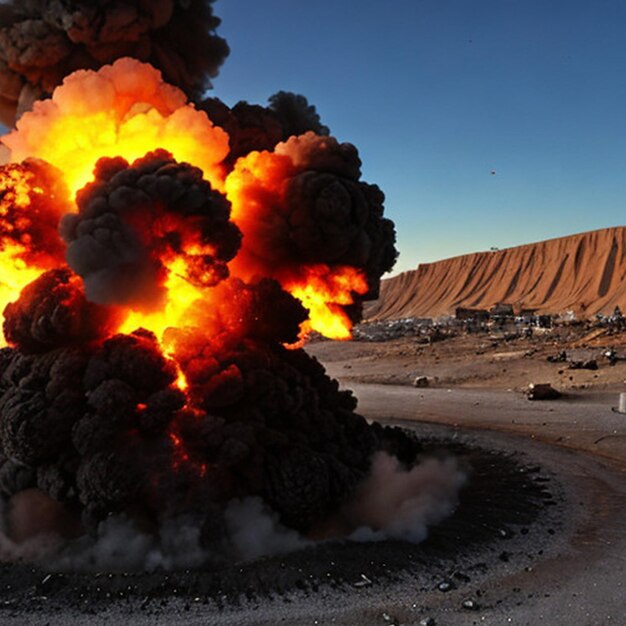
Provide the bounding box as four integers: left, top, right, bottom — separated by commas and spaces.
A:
526, 383, 561, 401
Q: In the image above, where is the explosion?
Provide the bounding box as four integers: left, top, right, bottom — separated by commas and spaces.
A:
0, 1, 463, 569
3, 58, 230, 196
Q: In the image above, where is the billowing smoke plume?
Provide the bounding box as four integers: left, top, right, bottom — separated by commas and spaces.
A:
2, 57, 230, 196
225, 131, 397, 301
3, 268, 121, 353
0, 0, 229, 126
337, 453, 466, 543
0, 1, 458, 572
60, 150, 241, 309
268, 91, 330, 139
0, 321, 391, 537
200, 91, 330, 165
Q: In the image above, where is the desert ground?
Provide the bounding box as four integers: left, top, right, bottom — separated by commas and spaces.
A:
311, 321, 626, 463
306, 324, 626, 625
0, 322, 624, 625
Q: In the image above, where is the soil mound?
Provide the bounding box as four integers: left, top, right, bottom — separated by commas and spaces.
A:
367, 226, 626, 320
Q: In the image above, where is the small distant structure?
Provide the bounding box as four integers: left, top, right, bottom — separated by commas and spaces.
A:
536, 314, 553, 329
455, 307, 489, 322
559, 310, 577, 324
490, 302, 514, 318
518, 308, 538, 324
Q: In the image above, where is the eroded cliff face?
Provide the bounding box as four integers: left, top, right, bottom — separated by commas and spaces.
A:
366, 227, 626, 320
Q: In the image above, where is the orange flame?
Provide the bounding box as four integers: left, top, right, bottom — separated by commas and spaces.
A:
1, 60, 370, 371
169, 428, 207, 477
2, 59, 229, 197
224, 150, 370, 342
0, 59, 383, 481
117, 254, 211, 345
0, 60, 229, 351
285, 266, 368, 340
0, 164, 68, 343
0, 250, 45, 336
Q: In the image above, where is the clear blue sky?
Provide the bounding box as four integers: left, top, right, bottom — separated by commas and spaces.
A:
213, 0, 626, 274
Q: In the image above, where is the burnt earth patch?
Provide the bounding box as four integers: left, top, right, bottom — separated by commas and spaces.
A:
0, 435, 562, 617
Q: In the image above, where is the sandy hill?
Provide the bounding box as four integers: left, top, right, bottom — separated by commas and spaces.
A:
366, 226, 626, 320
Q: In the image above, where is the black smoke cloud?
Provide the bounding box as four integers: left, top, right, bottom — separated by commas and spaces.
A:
228, 132, 398, 301
0, 0, 427, 567
0, 0, 228, 125
201, 91, 330, 165
3, 268, 121, 354
0, 321, 398, 537
268, 91, 330, 139
279, 135, 397, 300
0, 255, 384, 536
60, 150, 241, 309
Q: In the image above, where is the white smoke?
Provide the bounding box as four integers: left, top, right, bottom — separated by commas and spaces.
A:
339, 452, 466, 543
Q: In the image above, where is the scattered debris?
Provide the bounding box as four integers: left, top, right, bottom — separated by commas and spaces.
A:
456, 307, 489, 322
547, 350, 567, 363
353, 574, 373, 588
490, 302, 514, 318
352, 318, 433, 342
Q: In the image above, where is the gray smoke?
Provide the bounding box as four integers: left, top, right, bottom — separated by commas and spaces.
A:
51, 515, 209, 572
224, 497, 311, 561
59, 150, 240, 309
46, 498, 310, 572
0, 453, 465, 571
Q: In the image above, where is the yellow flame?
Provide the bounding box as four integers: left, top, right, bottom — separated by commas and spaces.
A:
3, 59, 230, 198
285, 266, 368, 340
118, 256, 207, 344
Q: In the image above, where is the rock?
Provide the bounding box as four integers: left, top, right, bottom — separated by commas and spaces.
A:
437, 580, 455, 592
547, 350, 567, 363
462, 599, 480, 610
419, 619, 436, 626
604, 349, 618, 365
413, 376, 430, 388
568, 358, 598, 370
526, 383, 561, 401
